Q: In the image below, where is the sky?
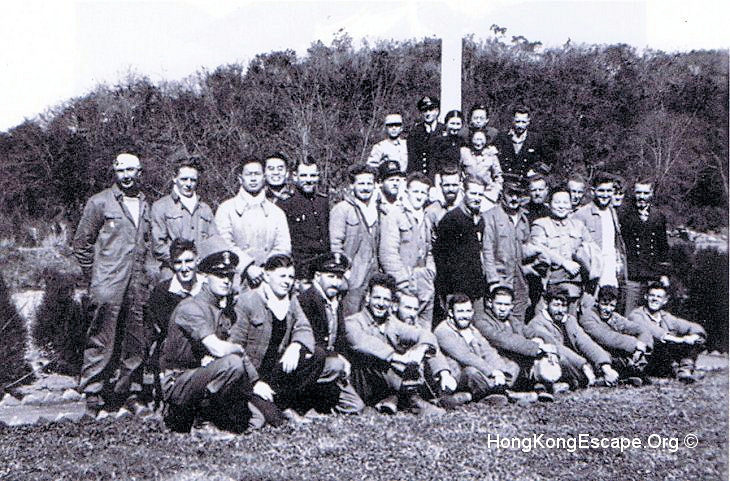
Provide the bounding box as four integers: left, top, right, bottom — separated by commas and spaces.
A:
0, 0, 728, 132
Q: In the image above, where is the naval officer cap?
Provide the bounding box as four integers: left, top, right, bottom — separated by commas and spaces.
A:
314, 252, 351, 275
417, 96, 440, 112
197, 236, 239, 275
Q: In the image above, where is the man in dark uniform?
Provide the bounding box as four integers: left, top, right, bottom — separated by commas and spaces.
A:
297, 253, 365, 414
618, 180, 671, 314
278, 156, 330, 289
494, 105, 550, 180
406, 95, 445, 182
433, 175, 488, 323
159, 236, 284, 433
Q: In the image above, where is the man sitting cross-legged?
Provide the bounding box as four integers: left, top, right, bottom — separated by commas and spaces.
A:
578, 286, 653, 385
473, 286, 561, 402
627, 282, 706, 383
345, 273, 452, 416
525, 285, 620, 390
229, 254, 360, 418
435, 293, 520, 404
159, 236, 285, 434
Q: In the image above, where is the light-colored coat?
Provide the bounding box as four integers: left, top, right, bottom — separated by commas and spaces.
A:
345, 309, 448, 375
525, 310, 611, 368
73, 184, 151, 304
627, 307, 706, 342
151, 190, 217, 270
571, 202, 628, 284
214, 190, 291, 272
329, 195, 379, 290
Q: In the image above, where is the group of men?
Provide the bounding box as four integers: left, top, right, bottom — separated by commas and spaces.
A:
71, 95, 706, 435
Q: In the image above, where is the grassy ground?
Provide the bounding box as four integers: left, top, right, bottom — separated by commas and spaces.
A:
0, 371, 727, 481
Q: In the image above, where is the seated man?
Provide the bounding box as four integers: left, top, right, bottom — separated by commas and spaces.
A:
145, 238, 203, 407
159, 236, 284, 433
627, 282, 706, 383
579, 286, 652, 384
297, 253, 364, 414
525, 286, 619, 389
230, 254, 352, 415
473, 286, 561, 401
344, 273, 452, 416
435, 293, 520, 403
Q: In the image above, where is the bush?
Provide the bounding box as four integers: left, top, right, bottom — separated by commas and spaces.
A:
0, 275, 32, 391
32, 269, 90, 375
667, 242, 729, 352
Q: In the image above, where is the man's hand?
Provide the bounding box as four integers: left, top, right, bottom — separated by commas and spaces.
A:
280, 343, 302, 374
659, 275, 670, 288
337, 354, 351, 378
601, 364, 619, 385
582, 364, 596, 386
682, 334, 703, 345
201, 355, 215, 367
401, 344, 429, 365
202, 335, 243, 358
253, 381, 275, 402
491, 369, 507, 386
245, 264, 265, 286
662, 333, 684, 344
563, 259, 581, 276
439, 371, 457, 393
635, 340, 647, 353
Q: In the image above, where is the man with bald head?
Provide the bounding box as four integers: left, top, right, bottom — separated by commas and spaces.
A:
73, 152, 153, 415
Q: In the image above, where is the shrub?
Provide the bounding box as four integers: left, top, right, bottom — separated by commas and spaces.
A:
32, 269, 90, 375
0, 275, 32, 391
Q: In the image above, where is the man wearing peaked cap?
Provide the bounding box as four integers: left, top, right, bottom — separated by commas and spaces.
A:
159, 235, 286, 433
482, 171, 537, 323
73, 152, 152, 415
367, 113, 408, 172
407, 96, 445, 181
297, 252, 365, 414
377, 159, 406, 216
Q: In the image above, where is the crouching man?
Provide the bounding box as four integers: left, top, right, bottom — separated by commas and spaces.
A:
435, 293, 520, 403
159, 236, 284, 433
230, 254, 355, 416
627, 282, 706, 383
297, 253, 365, 414
525, 286, 619, 389
345, 273, 455, 416
579, 286, 652, 384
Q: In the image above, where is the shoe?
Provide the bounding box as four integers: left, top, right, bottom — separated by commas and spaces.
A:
407, 394, 445, 416
85, 395, 105, 416
248, 396, 286, 428
283, 408, 311, 425
191, 421, 236, 442
537, 392, 555, 402
126, 396, 153, 417
481, 394, 509, 406
552, 382, 571, 394
622, 377, 643, 387
506, 390, 538, 404
439, 392, 472, 410
676, 368, 697, 384
374, 394, 399, 415
534, 383, 547, 393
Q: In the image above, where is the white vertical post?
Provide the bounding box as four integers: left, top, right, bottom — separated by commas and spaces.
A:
440, 35, 462, 119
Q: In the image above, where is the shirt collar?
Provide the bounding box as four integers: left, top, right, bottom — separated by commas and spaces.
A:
233, 188, 267, 216
168, 274, 203, 297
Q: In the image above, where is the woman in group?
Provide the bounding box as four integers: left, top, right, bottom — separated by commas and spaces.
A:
460, 129, 502, 211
